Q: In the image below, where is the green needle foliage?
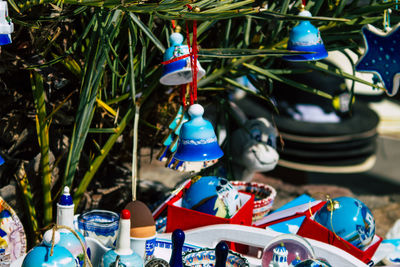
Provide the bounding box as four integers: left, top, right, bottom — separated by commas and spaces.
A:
5, 0, 394, 245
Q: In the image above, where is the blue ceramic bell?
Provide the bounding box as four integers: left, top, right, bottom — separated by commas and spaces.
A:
57, 186, 88, 266
283, 9, 328, 61
173, 104, 223, 162
160, 27, 205, 86
101, 210, 144, 267
22, 230, 78, 267
314, 196, 375, 249
0, 0, 13, 45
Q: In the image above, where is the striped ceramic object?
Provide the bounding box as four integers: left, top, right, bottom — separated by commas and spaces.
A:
230, 181, 276, 223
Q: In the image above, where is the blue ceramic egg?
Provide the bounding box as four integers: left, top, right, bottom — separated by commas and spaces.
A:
314, 196, 375, 249
182, 176, 241, 218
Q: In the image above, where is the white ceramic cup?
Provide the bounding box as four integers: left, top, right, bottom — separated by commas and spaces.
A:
130, 233, 157, 261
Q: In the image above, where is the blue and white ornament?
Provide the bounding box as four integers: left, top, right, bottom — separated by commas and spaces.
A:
0, 0, 12, 45
160, 29, 205, 86
174, 104, 224, 163
355, 23, 400, 96
314, 196, 375, 249
283, 9, 328, 61
182, 176, 241, 218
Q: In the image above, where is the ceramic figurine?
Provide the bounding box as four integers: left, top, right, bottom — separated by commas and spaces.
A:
182, 176, 241, 219
101, 209, 144, 267
169, 229, 185, 267
230, 117, 279, 182
22, 230, 77, 267
215, 241, 229, 267
269, 243, 289, 267
174, 104, 223, 162
283, 7, 328, 61
0, 0, 13, 45
314, 196, 375, 249
56, 187, 88, 266
160, 27, 205, 86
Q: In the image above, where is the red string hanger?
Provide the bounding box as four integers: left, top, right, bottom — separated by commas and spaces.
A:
160, 6, 200, 107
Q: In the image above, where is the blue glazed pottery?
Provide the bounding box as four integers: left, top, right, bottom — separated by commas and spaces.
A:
22, 230, 78, 267
355, 23, 400, 96
0, 1, 13, 45
57, 187, 88, 266
283, 10, 328, 61
101, 210, 144, 267
182, 243, 249, 267
182, 176, 241, 218
314, 196, 375, 249
78, 209, 119, 248
174, 104, 224, 162
160, 30, 205, 86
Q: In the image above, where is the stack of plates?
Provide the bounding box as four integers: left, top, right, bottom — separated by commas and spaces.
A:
275, 101, 379, 173
233, 58, 381, 173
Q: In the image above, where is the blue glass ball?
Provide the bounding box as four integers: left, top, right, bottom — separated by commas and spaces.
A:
314, 196, 375, 249
182, 176, 241, 218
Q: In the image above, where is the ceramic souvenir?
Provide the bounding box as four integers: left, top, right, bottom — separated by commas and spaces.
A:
169, 229, 184, 267
182, 243, 249, 267
174, 104, 224, 162
22, 230, 77, 267
160, 29, 205, 86
262, 234, 315, 267
182, 176, 242, 219
125, 200, 157, 262
101, 209, 144, 267
57, 187, 88, 266
0, 0, 12, 45
231, 181, 276, 223
77, 209, 119, 248
314, 196, 375, 249
230, 117, 279, 181
0, 197, 26, 265
355, 23, 400, 96
283, 9, 328, 61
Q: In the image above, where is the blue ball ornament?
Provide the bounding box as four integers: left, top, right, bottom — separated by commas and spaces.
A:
182, 176, 241, 218
314, 196, 375, 249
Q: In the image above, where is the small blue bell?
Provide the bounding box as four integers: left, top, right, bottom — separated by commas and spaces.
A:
174, 104, 223, 162
0, 0, 13, 45
22, 230, 78, 267
160, 27, 205, 86
283, 9, 328, 61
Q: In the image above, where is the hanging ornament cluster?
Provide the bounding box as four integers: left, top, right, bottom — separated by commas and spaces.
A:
0, 0, 13, 46
356, 22, 400, 96
283, 5, 328, 62
158, 7, 223, 173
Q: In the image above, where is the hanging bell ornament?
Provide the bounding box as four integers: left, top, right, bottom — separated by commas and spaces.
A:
0, 0, 13, 45
160, 26, 205, 86
283, 7, 328, 61
174, 104, 223, 162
